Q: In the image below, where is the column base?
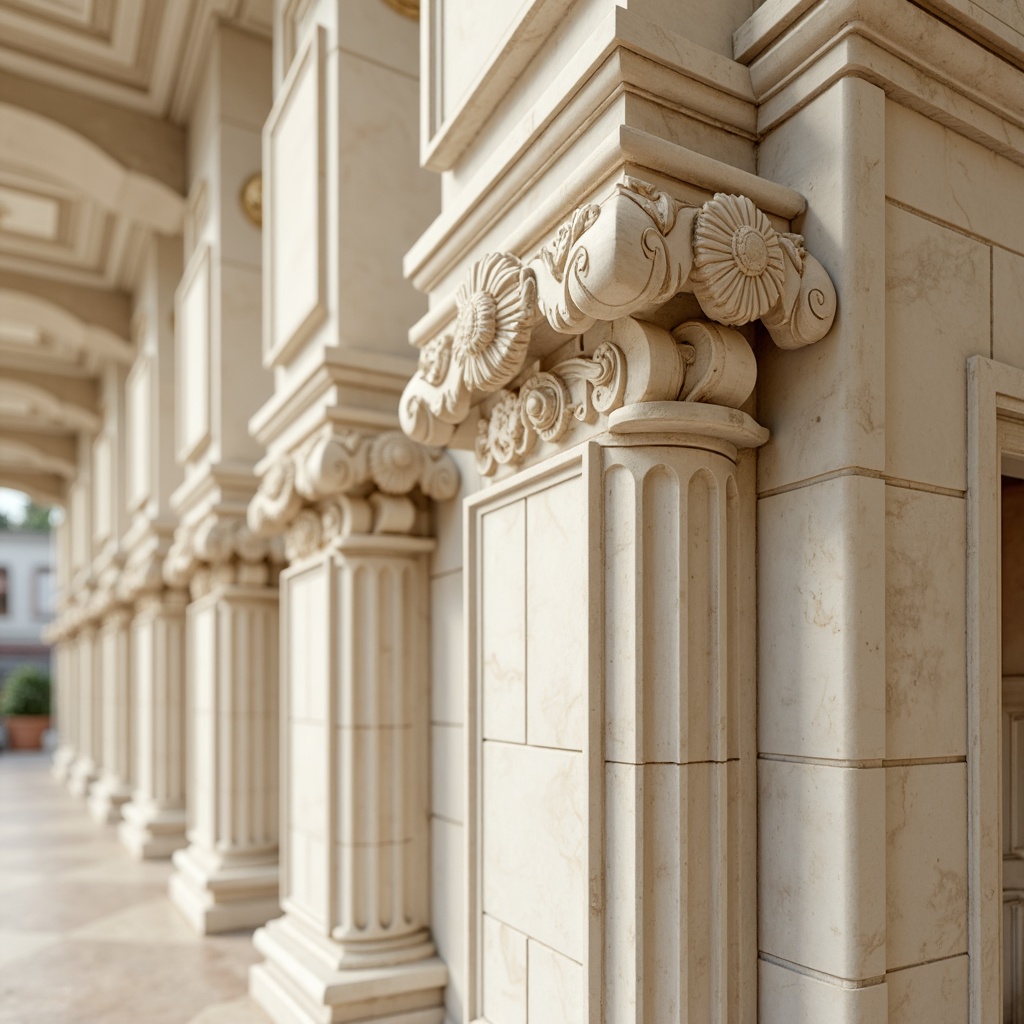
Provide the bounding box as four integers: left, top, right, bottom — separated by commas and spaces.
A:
119, 800, 188, 859
250, 916, 446, 1024
68, 756, 98, 797
87, 775, 132, 824
51, 745, 76, 782
169, 845, 280, 934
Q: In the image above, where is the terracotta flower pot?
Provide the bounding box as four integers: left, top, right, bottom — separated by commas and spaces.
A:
5, 715, 51, 751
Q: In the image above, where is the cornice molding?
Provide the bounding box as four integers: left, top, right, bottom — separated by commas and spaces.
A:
400, 179, 837, 455
737, 0, 1024, 160
247, 428, 459, 561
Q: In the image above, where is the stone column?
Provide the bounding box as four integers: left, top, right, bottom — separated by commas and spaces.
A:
117, 231, 187, 856
51, 634, 78, 782
88, 602, 134, 823
161, 23, 275, 931
166, 516, 281, 933
120, 587, 189, 858
248, 432, 455, 1023
68, 621, 100, 797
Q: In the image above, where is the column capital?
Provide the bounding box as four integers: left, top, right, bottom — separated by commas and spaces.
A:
247, 428, 459, 561
400, 177, 838, 459
164, 512, 284, 599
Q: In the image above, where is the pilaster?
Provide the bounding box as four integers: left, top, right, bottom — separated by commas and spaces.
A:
117, 230, 189, 858
163, 23, 277, 933
162, 512, 281, 933
247, 432, 456, 1024
119, 586, 189, 859
50, 631, 78, 782
397, 178, 837, 1022
87, 598, 134, 823
68, 618, 100, 798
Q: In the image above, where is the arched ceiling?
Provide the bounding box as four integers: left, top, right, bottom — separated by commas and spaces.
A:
0, 0, 271, 123
0, 1, 271, 510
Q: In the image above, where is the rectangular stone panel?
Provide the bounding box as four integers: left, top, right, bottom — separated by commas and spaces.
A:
265, 25, 325, 365
525, 475, 587, 751
481, 740, 585, 962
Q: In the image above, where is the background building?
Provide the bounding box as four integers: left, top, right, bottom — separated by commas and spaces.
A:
0, 513, 53, 679
0, 1, 1021, 1022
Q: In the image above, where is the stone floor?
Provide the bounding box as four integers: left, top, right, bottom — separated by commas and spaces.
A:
0, 752, 272, 1024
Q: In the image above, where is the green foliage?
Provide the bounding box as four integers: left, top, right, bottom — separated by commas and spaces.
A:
0, 665, 51, 716
18, 504, 52, 531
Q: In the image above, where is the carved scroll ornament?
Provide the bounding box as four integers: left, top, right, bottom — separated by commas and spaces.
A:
247, 429, 459, 560
400, 180, 838, 449
164, 515, 281, 599
474, 316, 758, 476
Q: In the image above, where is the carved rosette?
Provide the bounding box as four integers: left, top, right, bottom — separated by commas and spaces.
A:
691, 194, 786, 325
400, 253, 538, 446
247, 429, 460, 560
399, 178, 838, 459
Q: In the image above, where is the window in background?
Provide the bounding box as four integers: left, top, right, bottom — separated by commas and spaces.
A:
0, 568, 8, 616
33, 567, 53, 620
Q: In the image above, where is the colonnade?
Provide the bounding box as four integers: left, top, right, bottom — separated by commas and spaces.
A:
42, 5, 454, 1021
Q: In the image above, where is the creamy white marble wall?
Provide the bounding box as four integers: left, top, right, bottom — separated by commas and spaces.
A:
756, 78, 890, 1018
880, 106, 1006, 1019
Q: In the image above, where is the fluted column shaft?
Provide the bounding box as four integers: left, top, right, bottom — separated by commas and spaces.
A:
68, 626, 100, 797
89, 608, 134, 823
51, 638, 78, 781
120, 590, 189, 858
251, 536, 446, 1024
169, 582, 280, 933
600, 442, 756, 1024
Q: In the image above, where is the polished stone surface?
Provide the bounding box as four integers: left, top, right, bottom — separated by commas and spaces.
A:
0, 752, 270, 1024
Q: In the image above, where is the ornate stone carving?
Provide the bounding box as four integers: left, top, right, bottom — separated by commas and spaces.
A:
691, 193, 786, 325
248, 429, 459, 553
164, 515, 281, 599
401, 253, 538, 445
400, 178, 838, 452
473, 317, 761, 476
247, 454, 302, 535
475, 341, 628, 476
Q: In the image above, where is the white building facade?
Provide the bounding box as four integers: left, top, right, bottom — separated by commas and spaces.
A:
4, 0, 1022, 1021
0, 526, 53, 678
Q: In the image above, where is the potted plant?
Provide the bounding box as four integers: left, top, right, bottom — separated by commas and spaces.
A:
1, 665, 51, 750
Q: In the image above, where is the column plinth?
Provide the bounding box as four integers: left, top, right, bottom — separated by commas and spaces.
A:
120, 589, 189, 859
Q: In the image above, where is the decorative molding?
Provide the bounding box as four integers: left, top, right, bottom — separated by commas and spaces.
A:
381, 0, 419, 18
471, 316, 761, 475
240, 173, 263, 228
475, 342, 626, 476
247, 429, 459, 557
400, 179, 837, 451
